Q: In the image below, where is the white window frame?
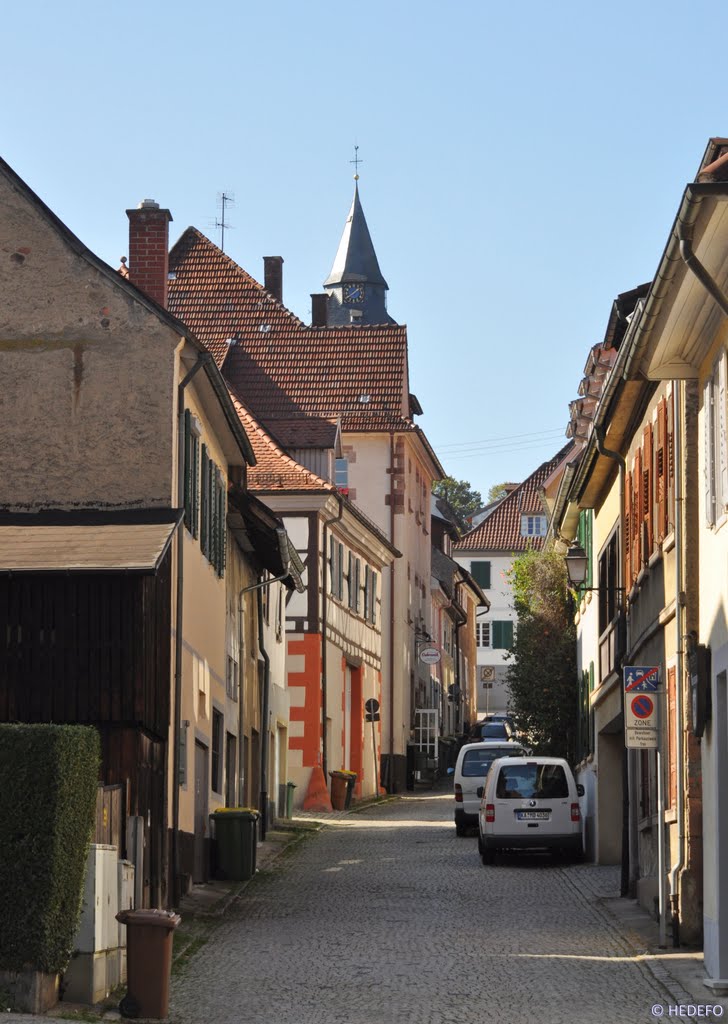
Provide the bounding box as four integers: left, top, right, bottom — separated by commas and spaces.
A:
476, 620, 491, 648
705, 351, 728, 528
521, 514, 547, 537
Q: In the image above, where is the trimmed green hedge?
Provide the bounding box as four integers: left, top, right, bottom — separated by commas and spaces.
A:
0, 724, 100, 974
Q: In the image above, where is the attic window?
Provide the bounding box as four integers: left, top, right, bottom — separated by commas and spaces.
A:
350, 309, 363, 322
358, 394, 371, 404
259, 324, 272, 333
521, 515, 547, 537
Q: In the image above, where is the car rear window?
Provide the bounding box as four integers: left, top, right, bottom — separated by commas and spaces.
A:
461, 747, 525, 777
495, 764, 569, 799
479, 723, 508, 738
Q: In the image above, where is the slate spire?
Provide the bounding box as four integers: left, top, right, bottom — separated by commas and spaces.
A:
322, 180, 395, 327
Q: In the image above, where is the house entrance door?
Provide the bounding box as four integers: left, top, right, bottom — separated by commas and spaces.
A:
193, 741, 209, 883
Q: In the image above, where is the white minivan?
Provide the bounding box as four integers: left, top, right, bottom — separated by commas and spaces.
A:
477, 756, 584, 862
453, 741, 529, 836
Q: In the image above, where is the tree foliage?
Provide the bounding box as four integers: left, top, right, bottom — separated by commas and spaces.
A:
432, 476, 482, 528
505, 548, 578, 760
487, 482, 510, 503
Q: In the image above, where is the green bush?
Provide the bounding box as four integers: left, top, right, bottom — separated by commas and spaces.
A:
0, 724, 100, 974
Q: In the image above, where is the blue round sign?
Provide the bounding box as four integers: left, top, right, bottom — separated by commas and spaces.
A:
631, 695, 654, 719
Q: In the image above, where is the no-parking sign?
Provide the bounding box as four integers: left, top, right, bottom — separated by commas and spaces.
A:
623, 666, 660, 749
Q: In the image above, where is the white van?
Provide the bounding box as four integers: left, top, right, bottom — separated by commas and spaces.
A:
477, 756, 584, 862
453, 741, 529, 836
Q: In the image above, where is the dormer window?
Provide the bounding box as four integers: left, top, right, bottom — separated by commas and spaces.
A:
335, 457, 349, 490
521, 514, 547, 537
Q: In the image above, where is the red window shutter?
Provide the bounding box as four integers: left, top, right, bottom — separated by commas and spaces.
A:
634, 449, 643, 577
656, 398, 667, 543
667, 666, 677, 811
624, 470, 632, 585
643, 423, 653, 558
667, 390, 675, 532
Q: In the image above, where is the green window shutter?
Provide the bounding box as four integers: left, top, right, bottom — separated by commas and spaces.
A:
184, 410, 192, 531
191, 434, 199, 539
216, 472, 226, 577
492, 620, 513, 649
370, 571, 378, 624
354, 559, 361, 614
471, 561, 491, 589
329, 536, 336, 595
337, 543, 344, 598
348, 553, 355, 609
200, 446, 209, 558
364, 566, 371, 616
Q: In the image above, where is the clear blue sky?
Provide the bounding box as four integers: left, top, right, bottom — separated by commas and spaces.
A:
5, 0, 728, 500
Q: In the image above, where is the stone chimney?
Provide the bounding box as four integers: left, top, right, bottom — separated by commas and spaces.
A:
263, 256, 283, 302
311, 293, 329, 327
126, 200, 173, 308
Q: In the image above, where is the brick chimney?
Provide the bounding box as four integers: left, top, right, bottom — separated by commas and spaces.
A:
263, 256, 283, 302
126, 200, 173, 308
311, 293, 329, 327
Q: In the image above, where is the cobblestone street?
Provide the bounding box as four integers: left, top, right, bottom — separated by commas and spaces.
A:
169, 791, 704, 1024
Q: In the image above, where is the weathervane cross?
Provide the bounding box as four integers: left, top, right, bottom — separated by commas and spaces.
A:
350, 145, 363, 180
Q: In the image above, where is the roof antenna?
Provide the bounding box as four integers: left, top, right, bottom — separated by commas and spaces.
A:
350, 145, 363, 182
215, 191, 234, 253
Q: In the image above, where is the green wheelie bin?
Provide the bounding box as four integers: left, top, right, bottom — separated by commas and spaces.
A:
210, 808, 259, 881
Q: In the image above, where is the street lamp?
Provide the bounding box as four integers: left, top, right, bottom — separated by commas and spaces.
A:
564, 543, 590, 588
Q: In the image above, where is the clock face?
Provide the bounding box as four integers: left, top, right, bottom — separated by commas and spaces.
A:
343, 283, 365, 303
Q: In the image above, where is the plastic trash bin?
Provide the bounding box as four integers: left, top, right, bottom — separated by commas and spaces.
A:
344, 773, 357, 809
210, 808, 259, 881
285, 781, 297, 817
116, 908, 180, 1020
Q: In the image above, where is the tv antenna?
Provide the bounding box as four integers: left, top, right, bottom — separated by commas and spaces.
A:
216, 192, 235, 252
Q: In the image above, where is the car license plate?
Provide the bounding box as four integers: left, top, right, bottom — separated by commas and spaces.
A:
516, 810, 549, 820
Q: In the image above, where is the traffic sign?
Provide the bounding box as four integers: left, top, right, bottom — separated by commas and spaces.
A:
631, 694, 654, 719
624, 665, 659, 748
364, 697, 380, 723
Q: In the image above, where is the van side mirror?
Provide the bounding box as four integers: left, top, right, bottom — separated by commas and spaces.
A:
577, 783, 585, 797
476, 786, 484, 798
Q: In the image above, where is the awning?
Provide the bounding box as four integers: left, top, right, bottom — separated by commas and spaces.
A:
0, 518, 180, 574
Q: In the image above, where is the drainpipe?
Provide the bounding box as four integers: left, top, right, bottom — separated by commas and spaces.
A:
674, 224, 728, 946
593, 424, 631, 899
678, 232, 728, 318
671, 216, 728, 946
241, 528, 293, 841
256, 582, 270, 840
669, 380, 685, 946
172, 352, 211, 908
389, 433, 396, 792
321, 498, 344, 781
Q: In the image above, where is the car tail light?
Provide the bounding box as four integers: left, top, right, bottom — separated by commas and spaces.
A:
571, 803, 581, 822
485, 804, 495, 822
454, 784, 463, 803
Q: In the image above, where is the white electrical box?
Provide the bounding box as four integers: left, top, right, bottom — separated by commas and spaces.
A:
76, 844, 119, 954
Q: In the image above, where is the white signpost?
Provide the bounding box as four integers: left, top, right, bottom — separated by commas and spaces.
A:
623, 663, 666, 947
623, 665, 659, 749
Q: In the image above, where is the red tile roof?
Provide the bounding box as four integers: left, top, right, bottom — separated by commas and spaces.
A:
229, 392, 333, 493
168, 228, 413, 433
454, 444, 573, 553
168, 228, 306, 365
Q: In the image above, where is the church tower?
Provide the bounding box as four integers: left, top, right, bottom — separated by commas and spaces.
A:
321, 176, 396, 327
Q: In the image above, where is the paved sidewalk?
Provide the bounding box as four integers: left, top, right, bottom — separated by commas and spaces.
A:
564, 865, 728, 1013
